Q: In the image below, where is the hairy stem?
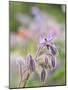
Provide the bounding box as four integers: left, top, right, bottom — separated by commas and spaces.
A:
35, 46, 40, 60
23, 73, 30, 87
19, 64, 22, 87
35, 46, 43, 61
22, 47, 40, 87
19, 46, 42, 87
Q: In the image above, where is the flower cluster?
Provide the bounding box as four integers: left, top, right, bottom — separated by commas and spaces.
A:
16, 33, 57, 87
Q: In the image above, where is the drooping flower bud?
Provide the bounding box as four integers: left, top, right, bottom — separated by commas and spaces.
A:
50, 45, 57, 55
41, 68, 46, 82
45, 56, 48, 65
29, 55, 35, 72
51, 56, 55, 68
16, 56, 25, 66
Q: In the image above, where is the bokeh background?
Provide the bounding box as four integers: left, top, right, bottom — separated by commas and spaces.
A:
9, 1, 66, 88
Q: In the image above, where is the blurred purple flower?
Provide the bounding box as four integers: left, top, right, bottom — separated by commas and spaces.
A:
32, 6, 40, 16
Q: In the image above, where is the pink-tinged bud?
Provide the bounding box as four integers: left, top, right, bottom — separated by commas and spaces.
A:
41, 68, 46, 82
29, 55, 35, 72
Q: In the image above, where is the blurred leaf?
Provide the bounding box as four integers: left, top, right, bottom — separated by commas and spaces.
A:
26, 79, 42, 87
45, 68, 65, 86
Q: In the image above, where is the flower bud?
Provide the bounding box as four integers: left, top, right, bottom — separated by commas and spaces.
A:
51, 56, 55, 68
41, 68, 46, 82
45, 56, 48, 65
16, 56, 25, 66
29, 55, 35, 72
50, 45, 57, 55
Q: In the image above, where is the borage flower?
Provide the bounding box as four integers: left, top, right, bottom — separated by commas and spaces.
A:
39, 33, 55, 48
15, 33, 58, 87
39, 33, 57, 55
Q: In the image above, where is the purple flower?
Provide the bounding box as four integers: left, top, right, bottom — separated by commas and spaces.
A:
39, 33, 55, 49
47, 33, 55, 42
32, 6, 40, 16
39, 35, 45, 44
39, 35, 46, 48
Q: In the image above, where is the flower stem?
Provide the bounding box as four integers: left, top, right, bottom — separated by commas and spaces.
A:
23, 73, 30, 87
19, 64, 22, 87
22, 47, 40, 87
35, 46, 43, 61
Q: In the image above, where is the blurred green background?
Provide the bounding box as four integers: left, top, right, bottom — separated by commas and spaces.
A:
9, 1, 66, 88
